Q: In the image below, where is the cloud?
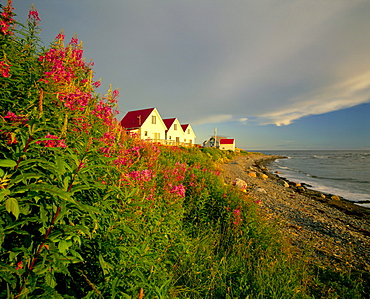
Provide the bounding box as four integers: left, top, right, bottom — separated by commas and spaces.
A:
192, 114, 233, 125
258, 71, 370, 126
238, 118, 248, 124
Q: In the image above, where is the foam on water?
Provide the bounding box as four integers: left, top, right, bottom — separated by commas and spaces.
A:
262, 150, 370, 205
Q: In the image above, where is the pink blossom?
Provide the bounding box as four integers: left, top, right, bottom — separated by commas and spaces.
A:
55, 33, 65, 40
69, 37, 79, 45
0, 2, 14, 35
16, 261, 23, 270
4, 111, 29, 124
170, 184, 186, 197
28, 10, 40, 22
92, 80, 101, 88
0, 61, 11, 77
233, 208, 242, 226
36, 134, 67, 148
129, 169, 153, 182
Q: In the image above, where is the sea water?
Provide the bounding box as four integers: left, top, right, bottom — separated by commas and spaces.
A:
260, 150, 370, 208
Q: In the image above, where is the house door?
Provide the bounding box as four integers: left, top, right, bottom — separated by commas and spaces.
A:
153, 133, 160, 141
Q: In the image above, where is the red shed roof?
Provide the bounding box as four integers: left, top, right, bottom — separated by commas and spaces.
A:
120, 108, 155, 129
220, 138, 235, 144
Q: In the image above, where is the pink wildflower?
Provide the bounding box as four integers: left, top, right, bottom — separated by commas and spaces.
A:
55, 33, 65, 41
4, 111, 29, 124
0, 1, 14, 36
28, 10, 41, 22
92, 80, 101, 88
16, 261, 23, 270
170, 184, 186, 197
233, 208, 242, 226
69, 37, 78, 45
0, 61, 11, 77
36, 134, 67, 148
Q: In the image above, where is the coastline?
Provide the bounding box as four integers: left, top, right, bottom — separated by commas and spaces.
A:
221, 153, 370, 274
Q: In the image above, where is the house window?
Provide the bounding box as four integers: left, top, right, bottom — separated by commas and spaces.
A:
144, 131, 148, 136
176, 137, 180, 143
187, 129, 190, 134
174, 124, 177, 130
184, 139, 186, 142
169, 136, 172, 140
152, 115, 156, 124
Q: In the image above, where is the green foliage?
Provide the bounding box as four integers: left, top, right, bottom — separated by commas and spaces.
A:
0, 3, 367, 298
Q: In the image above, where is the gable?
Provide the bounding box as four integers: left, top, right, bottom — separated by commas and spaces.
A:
181, 124, 196, 137
120, 108, 155, 129
163, 118, 176, 130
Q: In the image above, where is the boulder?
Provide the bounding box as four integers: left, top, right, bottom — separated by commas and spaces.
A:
255, 187, 267, 193
247, 172, 257, 177
233, 178, 247, 193
331, 195, 341, 200
258, 173, 268, 180
279, 180, 289, 188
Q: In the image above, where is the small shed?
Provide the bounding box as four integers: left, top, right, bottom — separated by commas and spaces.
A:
219, 138, 235, 151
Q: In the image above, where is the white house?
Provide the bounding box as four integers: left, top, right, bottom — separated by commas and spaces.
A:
120, 108, 167, 142
163, 118, 184, 145
181, 124, 196, 146
203, 136, 236, 151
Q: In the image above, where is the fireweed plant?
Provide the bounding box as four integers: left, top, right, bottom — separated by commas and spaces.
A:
1, 3, 368, 299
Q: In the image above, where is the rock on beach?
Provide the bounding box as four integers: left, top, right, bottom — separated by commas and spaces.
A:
222, 153, 370, 273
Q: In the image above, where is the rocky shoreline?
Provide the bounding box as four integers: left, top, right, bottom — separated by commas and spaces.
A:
221, 153, 370, 275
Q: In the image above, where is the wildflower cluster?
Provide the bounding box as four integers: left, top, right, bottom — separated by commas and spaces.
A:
0, 0, 14, 36
36, 133, 67, 148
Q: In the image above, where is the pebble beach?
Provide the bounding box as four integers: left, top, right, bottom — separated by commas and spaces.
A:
221, 153, 370, 275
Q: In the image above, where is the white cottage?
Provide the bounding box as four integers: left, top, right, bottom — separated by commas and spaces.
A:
181, 124, 196, 146
120, 108, 167, 142
163, 118, 184, 145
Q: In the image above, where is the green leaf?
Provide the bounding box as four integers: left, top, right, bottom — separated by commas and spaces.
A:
28, 183, 75, 203
45, 271, 57, 288
69, 185, 91, 195
5, 198, 20, 219
58, 239, 70, 255
0, 159, 16, 168
11, 173, 41, 185
0, 189, 10, 202
99, 254, 113, 275
55, 156, 66, 175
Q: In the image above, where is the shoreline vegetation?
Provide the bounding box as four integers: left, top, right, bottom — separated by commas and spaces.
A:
1, 3, 369, 297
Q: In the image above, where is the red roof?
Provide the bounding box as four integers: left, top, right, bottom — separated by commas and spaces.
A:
120, 108, 155, 129
181, 124, 189, 131
220, 138, 234, 144
162, 118, 176, 130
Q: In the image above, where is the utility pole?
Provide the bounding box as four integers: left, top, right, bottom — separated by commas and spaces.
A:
214, 127, 217, 148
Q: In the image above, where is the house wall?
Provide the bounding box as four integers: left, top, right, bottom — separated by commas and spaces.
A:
220, 142, 235, 151
140, 110, 166, 141
166, 119, 184, 144
183, 125, 196, 145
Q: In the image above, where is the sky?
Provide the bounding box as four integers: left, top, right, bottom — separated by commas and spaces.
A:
8, 0, 370, 150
